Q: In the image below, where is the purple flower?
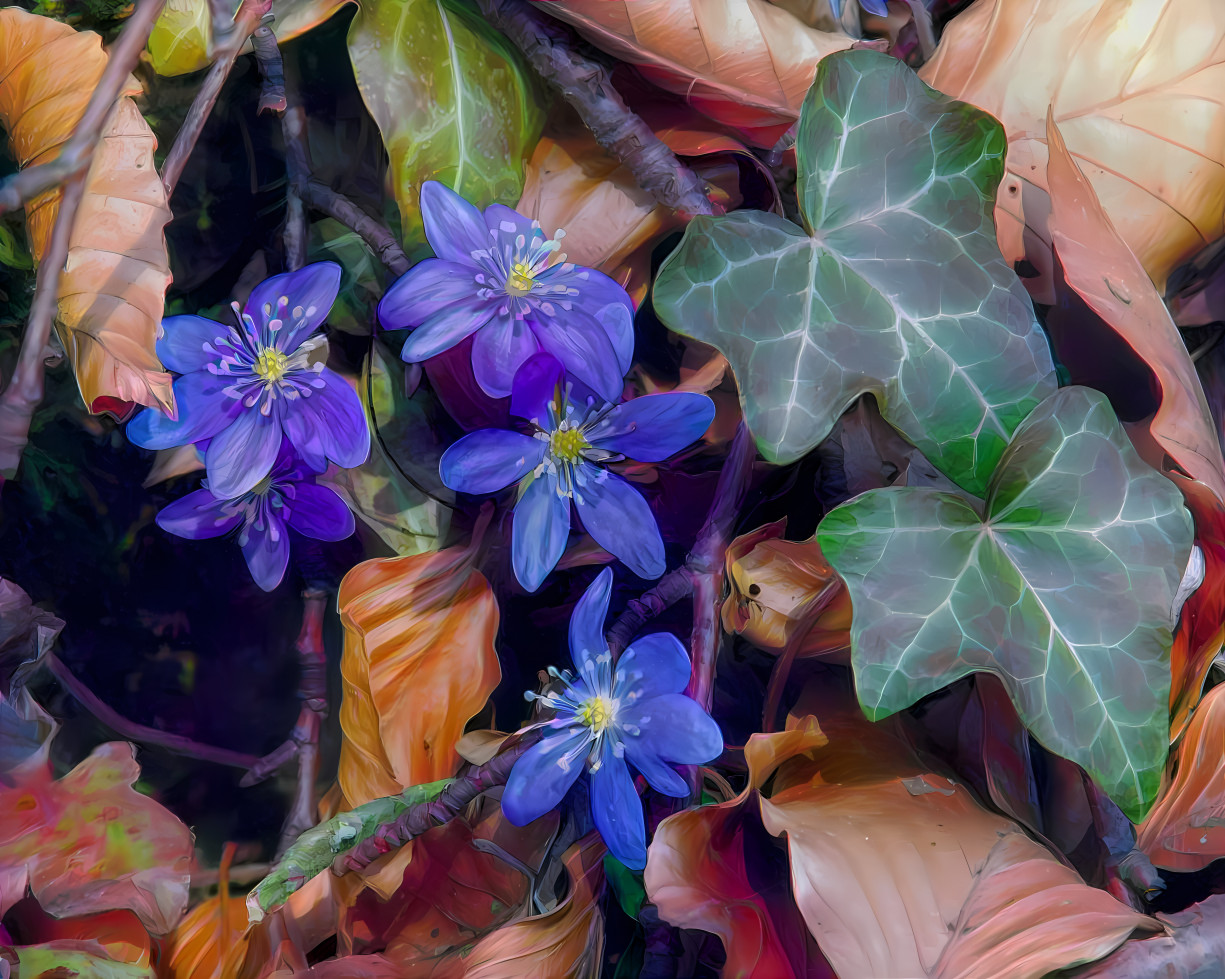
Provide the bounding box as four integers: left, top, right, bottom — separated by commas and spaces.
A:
439, 354, 715, 592
377, 181, 635, 402
502, 568, 723, 870
127, 262, 371, 499
156, 442, 355, 592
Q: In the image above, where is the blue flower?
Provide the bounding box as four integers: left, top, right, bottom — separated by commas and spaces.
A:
377, 181, 635, 402
502, 568, 723, 869
439, 354, 715, 592
127, 262, 371, 499
155, 441, 355, 592
830, 0, 889, 18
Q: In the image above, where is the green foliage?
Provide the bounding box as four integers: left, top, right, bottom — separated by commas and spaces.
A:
817, 386, 1195, 820
603, 853, 646, 920
653, 49, 1057, 496
347, 0, 546, 251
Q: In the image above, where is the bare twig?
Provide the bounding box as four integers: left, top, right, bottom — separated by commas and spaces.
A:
334, 734, 538, 875
43, 652, 262, 770
477, 0, 717, 219
206, 0, 241, 53
0, 172, 87, 478
0, 0, 167, 215
605, 568, 695, 659
301, 180, 411, 277
685, 422, 756, 713
161, 0, 272, 199
274, 589, 329, 859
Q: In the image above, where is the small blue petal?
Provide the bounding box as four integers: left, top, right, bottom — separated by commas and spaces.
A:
529, 306, 624, 404
440, 430, 545, 495
570, 567, 614, 694
484, 202, 539, 244
126, 372, 242, 450
860, 0, 889, 16
420, 181, 490, 267
156, 489, 242, 540
395, 295, 496, 363
586, 392, 714, 462
512, 470, 571, 592
204, 408, 283, 499
377, 259, 477, 330
157, 315, 229, 374
509, 353, 564, 425
623, 743, 688, 798
281, 367, 371, 472
589, 739, 647, 870
536, 265, 635, 375
623, 694, 723, 765
502, 725, 590, 826
284, 482, 355, 541
614, 632, 690, 702
245, 262, 341, 353
573, 463, 665, 581
471, 316, 541, 399
241, 510, 291, 592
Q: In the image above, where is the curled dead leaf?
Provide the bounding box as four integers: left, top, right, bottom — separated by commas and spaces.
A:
0, 8, 173, 416
921, 0, 1225, 302
0, 741, 193, 935
721, 520, 851, 660
336, 544, 502, 808
540, 0, 852, 145
166, 891, 249, 979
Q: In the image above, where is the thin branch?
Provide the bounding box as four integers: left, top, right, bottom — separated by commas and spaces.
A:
685, 422, 757, 713
477, 0, 717, 219
605, 568, 695, 659
301, 180, 411, 277
274, 589, 329, 859
0, 0, 167, 215
334, 734, 538, 875
0, 172, 87, 478
161, 0, 272, 199
43, 652, 262, 770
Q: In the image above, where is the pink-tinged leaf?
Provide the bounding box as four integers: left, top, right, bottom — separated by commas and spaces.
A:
10, 938, 153, 978
0, 741, 193, 935
931, 833, 1158, 979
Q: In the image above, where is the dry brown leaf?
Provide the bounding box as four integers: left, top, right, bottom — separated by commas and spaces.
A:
0, 8, 173, 416
166, 891, 249, 979
336, 545, 501, 808
930, 833, 1157, 979
540, 0, 852, 145
1138, 682, 1225, 872
721, 520, 851, 659
461, 838, 605, 979
1044, 110, 1225, 503
920, 0, 1225, 301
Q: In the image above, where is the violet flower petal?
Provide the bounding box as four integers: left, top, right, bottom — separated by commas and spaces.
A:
509, 352, 564, 425
529, 306, 623, 403
157, 315, 229, 374
397, 294, 497, 363
623, 694, 723, 765
281, 368, 371, 472
420, 180, 490, 266
205, 408, 283, 499
439, 429, 545, 495
126, 372, 243, 450
245, 261, 341, 353
569, 567, 614, 692
586, 392, 715, 462
536, 265, 636, 374
512, 470, 571, 592
284, 483, 355, 541
155, 488, 242, 540
573, 463, 665, 580
501, 724, 589, 826
589, 738, 647, 870
614, 632, 691, 702
471, 316, 542, 398
623, 742, 688, 798
483, 202, 538, 243
377, 259, 479, 326
241, 511, 291, 592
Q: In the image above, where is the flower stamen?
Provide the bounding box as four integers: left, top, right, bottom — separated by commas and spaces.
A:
254, 347, 289, 383
579, 695, 616, 733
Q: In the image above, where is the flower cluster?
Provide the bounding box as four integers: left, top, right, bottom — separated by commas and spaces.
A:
502, 568, 723, 869
378, 181, 635, 401
439, 354, 714, 591
128, 262, 366, 590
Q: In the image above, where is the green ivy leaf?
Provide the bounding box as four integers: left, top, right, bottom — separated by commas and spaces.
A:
347, 0, 545, 250
653, 48, 1057, 495
817, 386, 1194, 820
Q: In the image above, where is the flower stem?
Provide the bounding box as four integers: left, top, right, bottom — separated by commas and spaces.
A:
476, 0, 718, 219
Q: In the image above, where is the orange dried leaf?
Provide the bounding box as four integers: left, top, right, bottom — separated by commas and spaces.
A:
721, 521, 851, 659
1044, 111, 1225, 504
1139, 682, 1225, 872
920, 0, 1225, 301
336, 546, 501, 807
462, 838, 605, 979
0, 8, 173, 416
166, 892, 249, 978
0, 741, 193, 935
541, 0, 852, 145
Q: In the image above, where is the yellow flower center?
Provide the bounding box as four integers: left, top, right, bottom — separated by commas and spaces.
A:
506, 262, 536, 297
549, 425, 589, 463
254, 347, 288, 383
579, 696, 615, 733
